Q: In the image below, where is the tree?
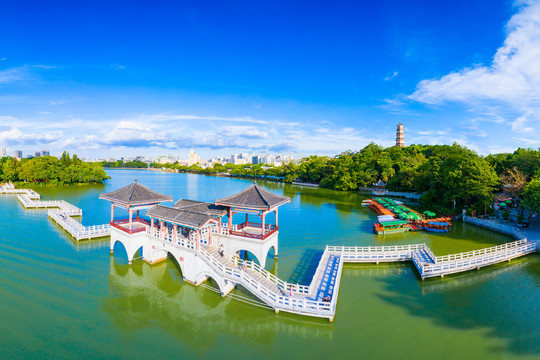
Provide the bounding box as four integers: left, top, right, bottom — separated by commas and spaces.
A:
499, 167, 528, 199
522, 177, 540, 213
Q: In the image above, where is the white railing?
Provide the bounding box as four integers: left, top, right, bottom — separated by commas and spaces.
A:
234, 257, 310, 294
463, 215, 525, 240
48, 210, 110, 239
308, 249, 331, 295
18, 193, 82, 215
423, 241, 537, 276
434, 239, 530, 263
146, 227, 196, 250
198, 246, 334, 316
328, 243, 425, 262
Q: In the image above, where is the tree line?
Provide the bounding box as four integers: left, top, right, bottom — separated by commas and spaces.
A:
0, 152, 110, 185
153, 143, 540, 214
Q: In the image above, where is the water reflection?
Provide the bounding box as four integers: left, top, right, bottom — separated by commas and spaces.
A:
376, 255, 540, 356
103, 256, 334, 348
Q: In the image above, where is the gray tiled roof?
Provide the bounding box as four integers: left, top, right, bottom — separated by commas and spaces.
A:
99, 182, 172, 206
146, 205, 215, 229
215, 184, 290, 210
174, 199, 228, 216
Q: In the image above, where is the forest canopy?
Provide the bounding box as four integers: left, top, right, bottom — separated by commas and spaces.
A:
0, 152, 110, 185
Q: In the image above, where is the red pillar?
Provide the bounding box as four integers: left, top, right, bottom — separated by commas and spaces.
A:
196, 230, 200, 251
218, 216, 222, 234
275, 208, 278, 227
228, 208, 232, 230
129, 207, 133, 230
245, 213, 249, 227
110, 204, 115, 223
150, 217, 154, 235
160, 221, 164, 239
136, 209, 140, 221
173, 224, 177, 242
262, 210, 266, 236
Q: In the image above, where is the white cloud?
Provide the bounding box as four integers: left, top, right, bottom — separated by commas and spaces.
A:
385, 71, 399, 81
408, 1, 540, 140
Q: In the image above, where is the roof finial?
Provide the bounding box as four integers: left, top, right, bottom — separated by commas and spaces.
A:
253, 180, 257, 184
134, 178, 137, 183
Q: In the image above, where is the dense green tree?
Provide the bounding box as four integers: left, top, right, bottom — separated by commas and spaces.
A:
522, 177, 540, 212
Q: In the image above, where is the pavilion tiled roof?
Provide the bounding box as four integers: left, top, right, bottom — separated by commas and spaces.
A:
99, 181, 172, 206
146, 205, 215, 229
215, 184, 290, 210
174, 199, 228, 217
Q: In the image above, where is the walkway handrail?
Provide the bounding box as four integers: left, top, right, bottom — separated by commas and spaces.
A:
328, 243, 425, 254
423, 241, 537, 275
435, 239, 530, 263
463, 215, 525, 240
308, 248, 331, 294
198, 246, 333, 316
233, 258, 310, 294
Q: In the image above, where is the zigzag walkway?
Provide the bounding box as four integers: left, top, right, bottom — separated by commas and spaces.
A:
328, 236, 539, 279
1, 183, 110, 241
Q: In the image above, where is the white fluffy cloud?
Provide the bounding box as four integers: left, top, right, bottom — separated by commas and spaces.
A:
409, 1, 540, 142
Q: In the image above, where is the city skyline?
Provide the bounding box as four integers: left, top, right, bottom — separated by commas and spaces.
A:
1, 1, 539, 159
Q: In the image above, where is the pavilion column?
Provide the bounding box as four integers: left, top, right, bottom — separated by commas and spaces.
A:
218, 216, 222, 234
136, 210, 140, 221
245, 213, 249, 226
196, 230, 200, 251
110, 204, 115, 223
262, 211, 266, 236
275, 208, 278, 228
160, 221, 164, 239
129, 207, 133, 230
150, 218, 154, 236
209, 229, 212, 246
228, 208, 232, 230
173, 224, 177, 243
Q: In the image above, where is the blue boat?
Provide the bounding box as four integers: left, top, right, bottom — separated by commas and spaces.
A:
424, 221, 450, 233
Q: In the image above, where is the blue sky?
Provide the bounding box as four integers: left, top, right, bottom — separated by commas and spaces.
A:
1, 0, 538, 159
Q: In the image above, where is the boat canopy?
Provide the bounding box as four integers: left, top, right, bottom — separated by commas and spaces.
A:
428, 222, 449, 226
379, 220, 408, 226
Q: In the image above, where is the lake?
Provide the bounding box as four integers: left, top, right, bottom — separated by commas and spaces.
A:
0, 169, 538, 359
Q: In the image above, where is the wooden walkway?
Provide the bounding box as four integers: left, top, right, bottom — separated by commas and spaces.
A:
1, 183, 110, 241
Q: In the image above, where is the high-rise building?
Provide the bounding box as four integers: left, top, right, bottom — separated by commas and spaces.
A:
396, 123, 405, 147
0, 147, 6, 156
188, 149, 200, 166
42, 150, 50, 156
14, 150, 23, 159
35, 151, 42, 157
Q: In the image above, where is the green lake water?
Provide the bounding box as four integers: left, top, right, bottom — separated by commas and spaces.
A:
0, 169, 538, 359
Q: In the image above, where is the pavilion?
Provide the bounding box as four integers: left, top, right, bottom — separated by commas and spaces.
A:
215, 183, 290, 240
146, 204, 219, 251
99, 180, 172, 235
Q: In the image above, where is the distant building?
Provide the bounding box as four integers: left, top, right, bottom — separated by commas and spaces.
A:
34, 151, 42, 157
0, 147, 5, 157
42, 150, 50, 156
396, 123, 404, 147
188, 149, 200, 166
14, 150, 22, 159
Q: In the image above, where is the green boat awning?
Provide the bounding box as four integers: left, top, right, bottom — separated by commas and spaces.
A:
380, 220, 408, 226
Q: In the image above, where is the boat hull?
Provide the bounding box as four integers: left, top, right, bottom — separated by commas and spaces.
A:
374, 227, 409, 235
424, 227, 448, 233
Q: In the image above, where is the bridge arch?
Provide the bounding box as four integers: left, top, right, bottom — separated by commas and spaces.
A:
231, 248, 263, 267
166, 251, 186, 278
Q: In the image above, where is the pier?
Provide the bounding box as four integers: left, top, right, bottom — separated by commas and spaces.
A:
1, 183, 110, 241
2, 181, 539, 321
